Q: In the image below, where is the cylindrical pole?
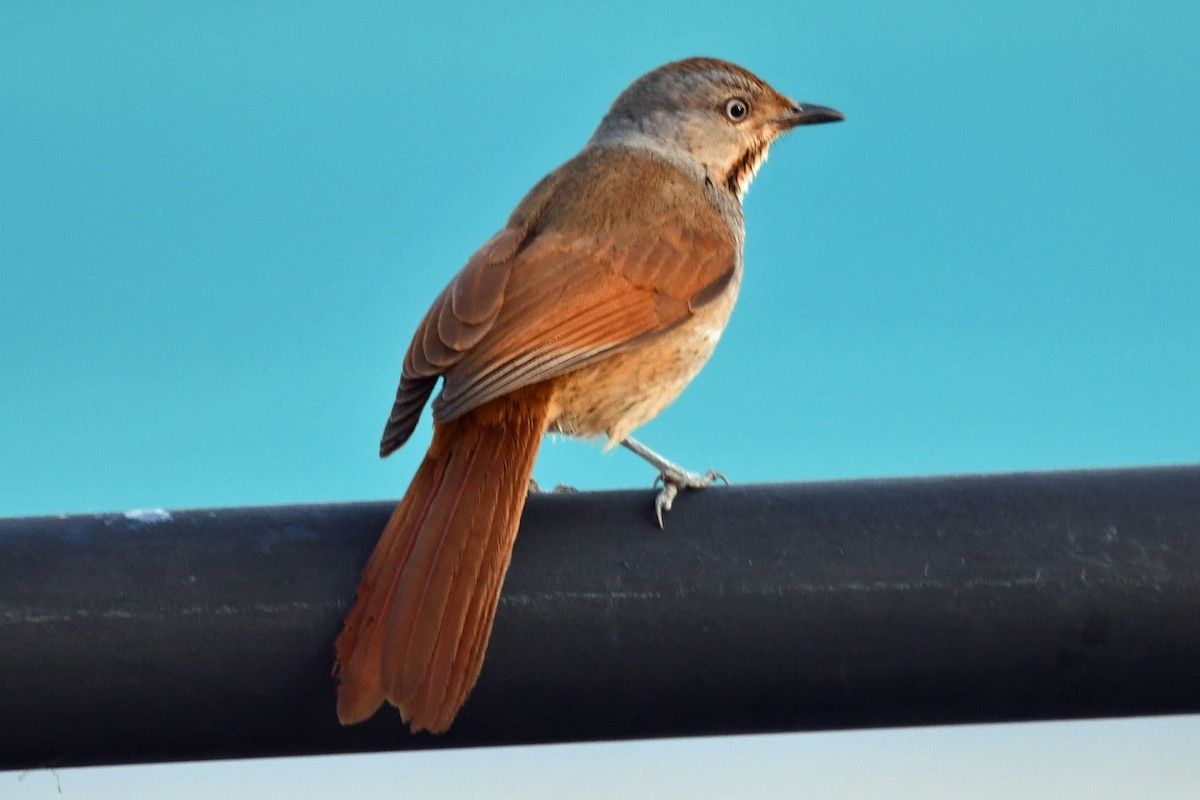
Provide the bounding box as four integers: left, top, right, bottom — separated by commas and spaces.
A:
2, 466, 1199, 769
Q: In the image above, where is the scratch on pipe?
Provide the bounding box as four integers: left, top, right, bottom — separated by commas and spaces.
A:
501, 590, 663, 607
2, 601, 335, 624
720, 575, 1050, 596
180, 603, 328, 615
123, 508, 173, 524
2, 609, 137, 624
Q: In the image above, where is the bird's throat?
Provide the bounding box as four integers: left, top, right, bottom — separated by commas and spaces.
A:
724, 140, 771, 201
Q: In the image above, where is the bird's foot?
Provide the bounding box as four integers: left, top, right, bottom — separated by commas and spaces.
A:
619, 436, 728, 528
528, 478, 577, 495
653, 466, 728, 529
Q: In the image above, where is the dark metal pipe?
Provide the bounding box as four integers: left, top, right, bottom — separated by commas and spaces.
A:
3, 466, 1200, 769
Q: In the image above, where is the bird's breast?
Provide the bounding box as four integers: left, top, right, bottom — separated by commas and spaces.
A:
549, 264, 742, 445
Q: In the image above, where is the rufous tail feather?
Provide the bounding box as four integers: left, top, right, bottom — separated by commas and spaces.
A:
334, 383, 554, 732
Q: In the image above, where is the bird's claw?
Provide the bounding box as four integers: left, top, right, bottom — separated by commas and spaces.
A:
653, 469, 728, 490
654, 482, 678, 529
652, 468, 728, 529
528, 479, 577, 495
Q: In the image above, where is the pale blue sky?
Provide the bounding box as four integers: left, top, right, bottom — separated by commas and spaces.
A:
3, 1, 1198, 796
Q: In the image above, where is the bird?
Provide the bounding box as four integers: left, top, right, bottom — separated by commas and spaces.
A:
334, 57, 843, 733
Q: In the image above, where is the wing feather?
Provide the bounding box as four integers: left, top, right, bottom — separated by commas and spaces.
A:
380, 150, 739, 454
426, 228, 734, 423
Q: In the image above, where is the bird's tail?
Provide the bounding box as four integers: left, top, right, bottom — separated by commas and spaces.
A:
335, 383, 554, 732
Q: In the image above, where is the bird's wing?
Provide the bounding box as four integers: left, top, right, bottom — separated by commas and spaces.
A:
380, 222, 736, 455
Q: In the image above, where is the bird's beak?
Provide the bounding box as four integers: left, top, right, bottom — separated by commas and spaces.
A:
779, 103, 845, 128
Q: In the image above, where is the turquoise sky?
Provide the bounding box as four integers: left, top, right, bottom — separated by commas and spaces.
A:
3, 1, 1198, 797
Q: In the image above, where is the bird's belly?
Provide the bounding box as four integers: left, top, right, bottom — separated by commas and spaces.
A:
549, 278, 739, 444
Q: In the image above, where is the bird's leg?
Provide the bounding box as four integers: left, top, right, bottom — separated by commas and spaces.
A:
619, 437, 728, 528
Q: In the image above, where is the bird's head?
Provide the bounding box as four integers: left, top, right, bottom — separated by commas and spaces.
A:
592, 57, 843, 201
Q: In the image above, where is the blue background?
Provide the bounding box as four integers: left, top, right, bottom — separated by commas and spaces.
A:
3, 1, 1198, 796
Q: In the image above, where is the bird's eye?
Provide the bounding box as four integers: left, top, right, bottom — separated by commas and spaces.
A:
724, 98, 750, 122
